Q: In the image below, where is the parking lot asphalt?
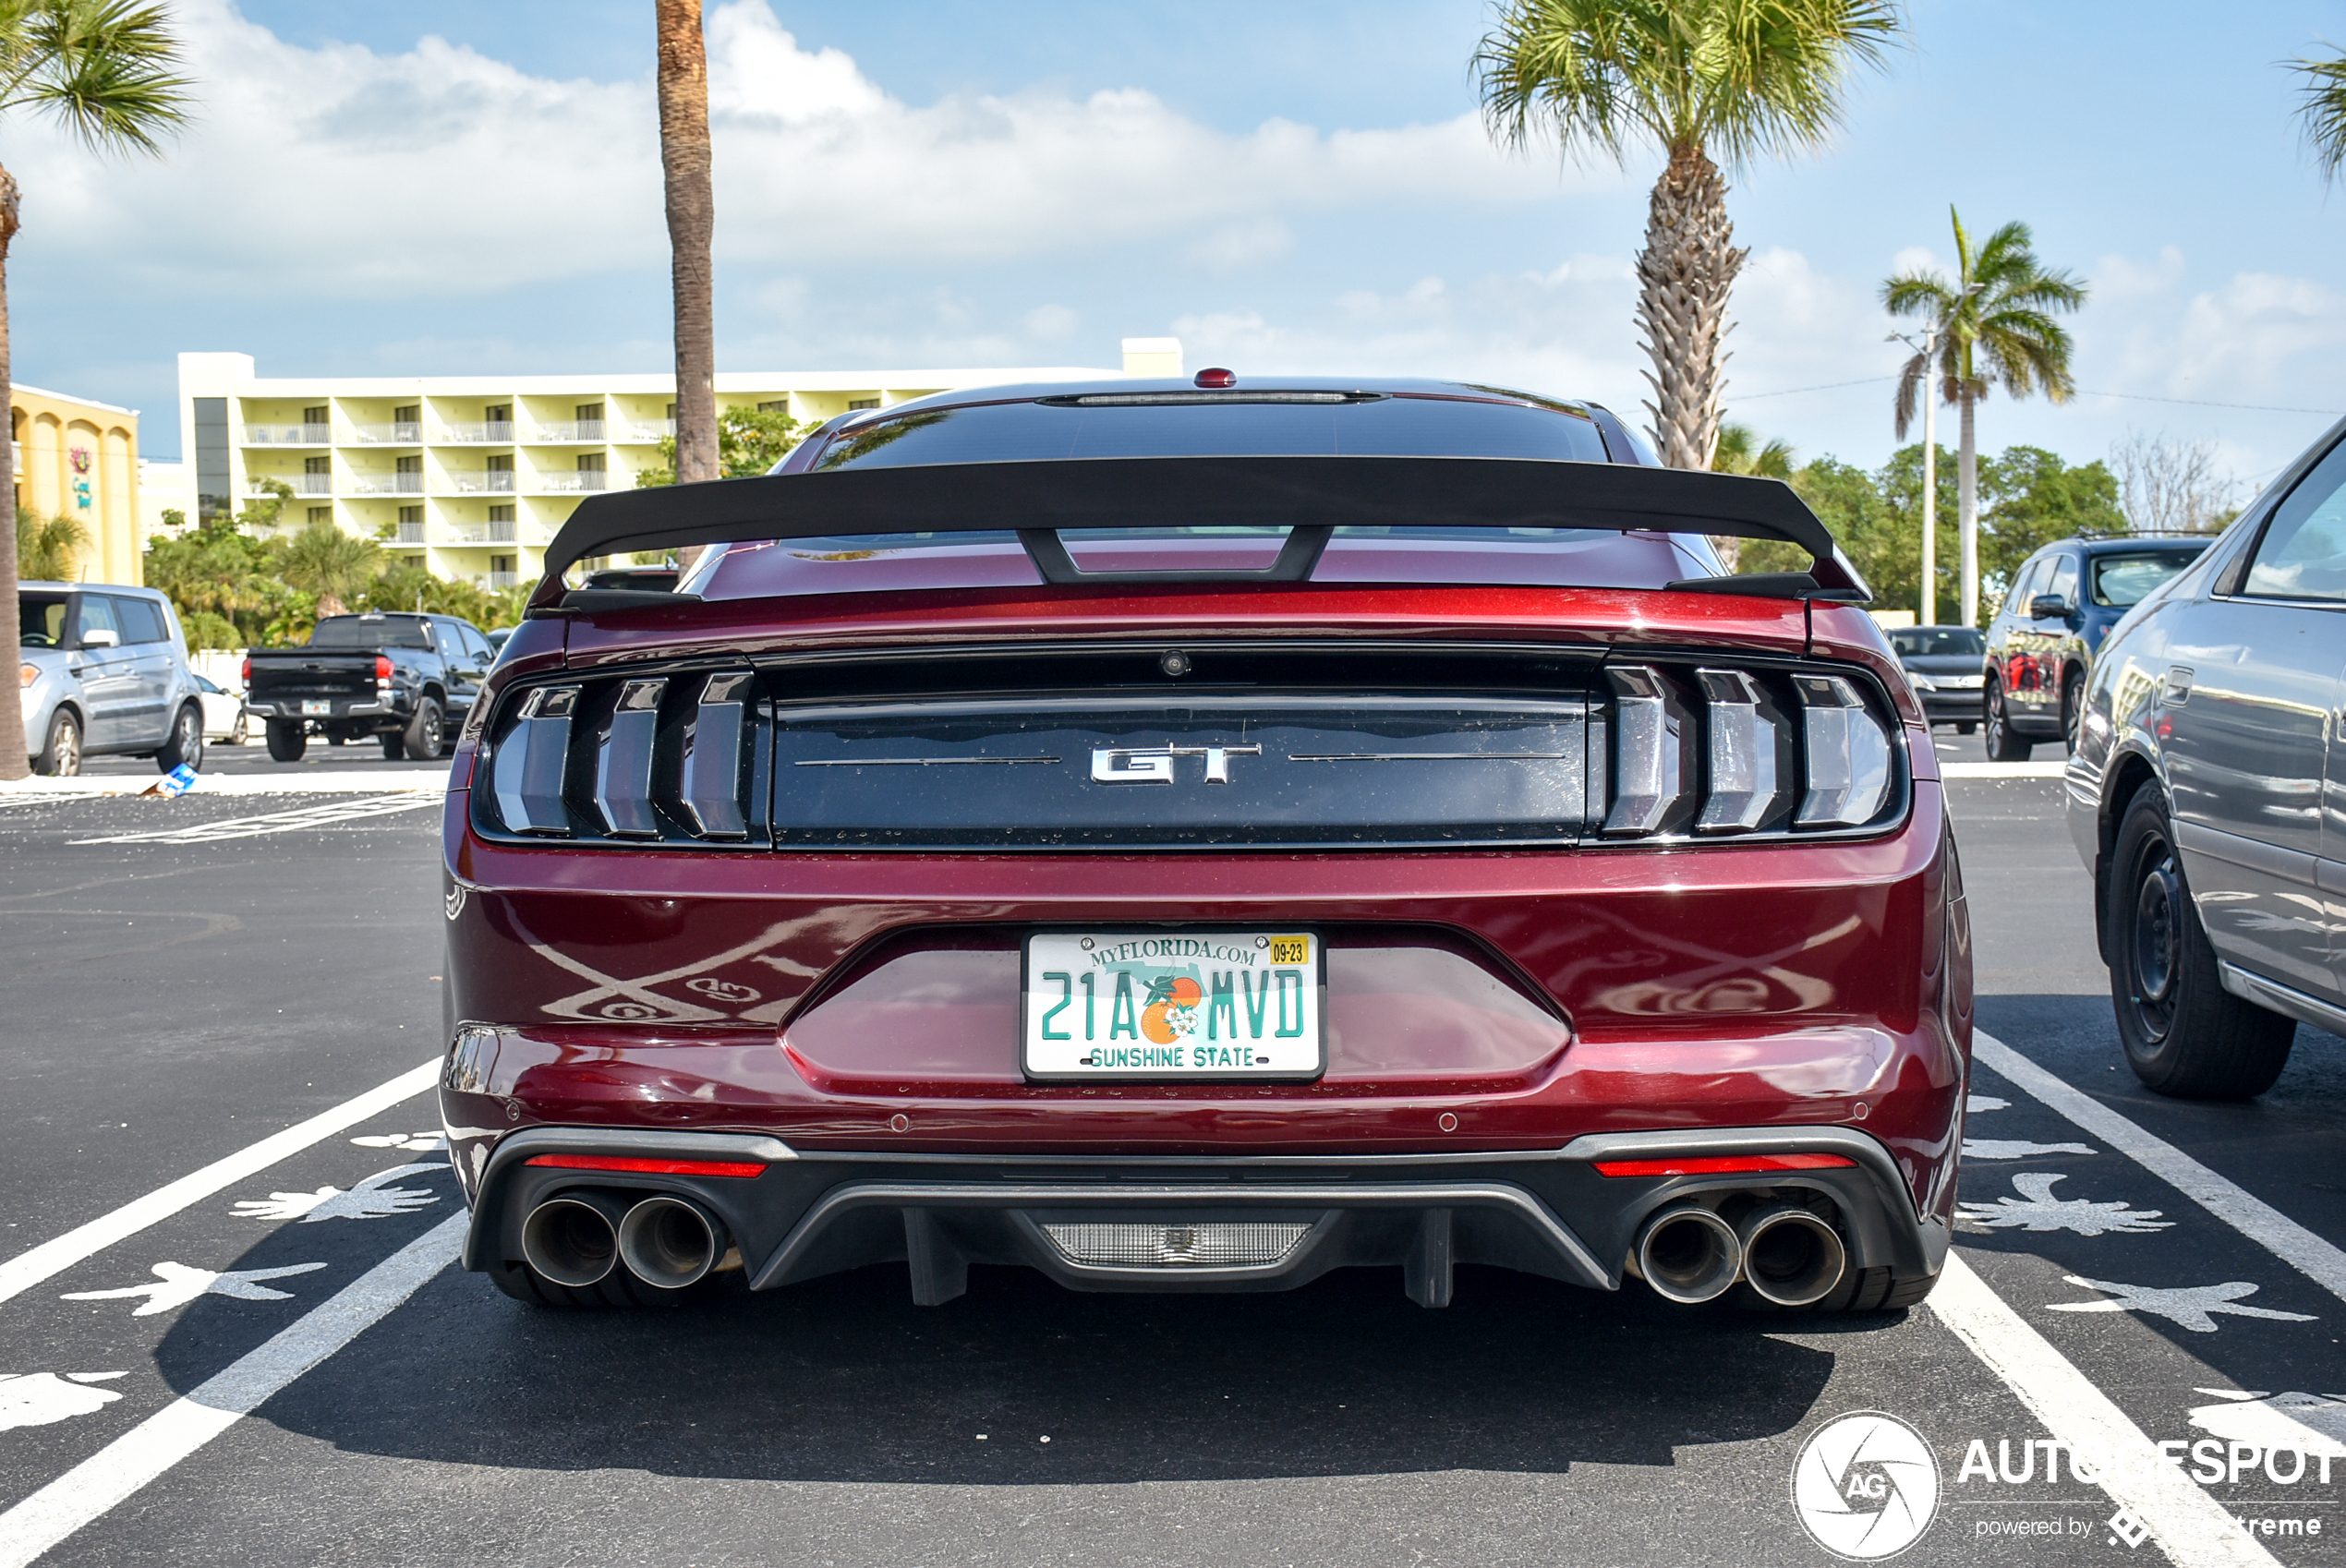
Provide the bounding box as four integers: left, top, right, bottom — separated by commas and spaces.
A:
6, 752, 2346, 1567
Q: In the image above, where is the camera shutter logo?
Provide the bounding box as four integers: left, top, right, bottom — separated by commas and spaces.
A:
1791, 1411, 1941, 1560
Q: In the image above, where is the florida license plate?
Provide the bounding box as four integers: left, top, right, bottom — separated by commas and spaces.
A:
1022, 930, 1324, 1080
300, 700, 331, 716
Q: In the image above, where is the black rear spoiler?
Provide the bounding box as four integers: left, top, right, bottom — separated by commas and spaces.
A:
530, 456, 1869, 611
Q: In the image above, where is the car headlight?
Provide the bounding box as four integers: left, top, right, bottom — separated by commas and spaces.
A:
1906, 671, 1937, 692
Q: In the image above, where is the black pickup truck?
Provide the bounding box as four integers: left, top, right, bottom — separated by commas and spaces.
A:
242, 612, 493, 762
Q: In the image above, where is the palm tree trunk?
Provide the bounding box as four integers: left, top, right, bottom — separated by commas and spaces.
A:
1957, 389, 1979, 627
1634, 144, 1745, 567
657, 0, 717, 501
0, 160, 23, 780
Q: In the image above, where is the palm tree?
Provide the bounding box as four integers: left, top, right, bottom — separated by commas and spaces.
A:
1476, 0, 1900, 494
15, 503, 86, 579
656, 0, 716, 500
0, 0, 188, 781
1883, 209, 2086, 626
2291, 47, 2346, 182
1711, 421, 1794, 478
283, 517, 383, 620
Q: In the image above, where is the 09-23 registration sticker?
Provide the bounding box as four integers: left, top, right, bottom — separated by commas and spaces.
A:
1021, 930, 1325, 1081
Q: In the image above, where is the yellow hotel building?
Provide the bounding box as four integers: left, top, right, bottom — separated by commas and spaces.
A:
12, 383, 141, 585
176, 344, 1179, 590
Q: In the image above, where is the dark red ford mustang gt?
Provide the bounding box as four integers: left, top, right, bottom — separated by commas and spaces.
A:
438, 375, 1971, 1316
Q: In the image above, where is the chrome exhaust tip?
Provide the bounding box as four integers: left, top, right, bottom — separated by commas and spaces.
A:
618, 1195, 723, 1289
1736, 1205, 1848, 1308
521, 1195, 623, 1287
1634, 1203, 1743, 1305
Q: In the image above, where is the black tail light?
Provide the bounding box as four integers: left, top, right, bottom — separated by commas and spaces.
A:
477, 668, 769, 846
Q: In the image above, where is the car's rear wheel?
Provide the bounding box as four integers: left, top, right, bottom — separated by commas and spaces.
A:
381, 731, 406, 761
1955, 719, 1977, 735
2108, 788, 2294, 1098
155, 703, 203, 773
34, 709, 81, 776
265, 720, 307, 762
1984, 679, 2031, 761
2061, 671, 2084, 754
403, 697, 443, 762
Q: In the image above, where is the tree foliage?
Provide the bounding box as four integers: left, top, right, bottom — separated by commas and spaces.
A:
2292, 47, 2346, 185
1884, 210, 2087, 433
280, 517, 382, 616
633, 404, 808, 488
14, 503, 85, 579
1711, 421, 1795, 478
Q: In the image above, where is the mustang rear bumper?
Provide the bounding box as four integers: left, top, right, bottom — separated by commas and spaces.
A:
455, 1122, 1949, 1306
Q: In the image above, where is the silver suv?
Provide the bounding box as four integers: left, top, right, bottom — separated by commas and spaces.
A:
2067, 417, 2346, 1097
18, 581, 205, 776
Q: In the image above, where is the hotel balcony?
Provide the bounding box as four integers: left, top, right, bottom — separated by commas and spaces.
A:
346, 422, 425, 444
526, 420, 606, 442
241, 423, 332, 445
250, 474, 334, 496
534, 470, 611, 493
434, 421, 516, 444
441, 470, 519, 493
449, 522, 524, 545
344, 473, 426, 496
393, 522, 426, 546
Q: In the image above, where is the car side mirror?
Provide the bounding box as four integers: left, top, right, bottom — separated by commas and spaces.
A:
2028, 594, 2070, 621
78, 628, 119, 648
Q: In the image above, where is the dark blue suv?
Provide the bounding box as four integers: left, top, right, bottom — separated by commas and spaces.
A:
1983, 536, 2211, 758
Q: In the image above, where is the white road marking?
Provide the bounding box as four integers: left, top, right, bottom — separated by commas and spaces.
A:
0, 769, 449, 801
0, 1059, 438, 1309
0, 1374, 127, 1432
1942, 761, 2070, 778
1931, 1254, 2278, 1566
62, 1260, 330, 1317
2048, 1277, 2318, 1334
1958, 1173, 2172, 1236
1973, 1031, 2346, 1307
70, 793, 440, 844
229, 1163, 446, 1224
1962, 1138, 2095, 1160
0, 1214, 464, 1568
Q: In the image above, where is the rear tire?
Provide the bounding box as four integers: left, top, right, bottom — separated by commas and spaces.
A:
381, 732, 406, 761
403, 697, 443, 762
2061, 672, 2084, 754
265, 720, 307, 762
1984, 680, 2032, 760
1955, 720, 1977, 735
156, 703, 204, 773
33, 709, 81, 776
2107, 788, 2294, 1098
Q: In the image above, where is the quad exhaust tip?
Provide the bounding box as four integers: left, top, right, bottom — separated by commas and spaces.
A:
1634, 1203, 1743, 1305
618, 1195, 724, 1290
1737, 1204, 1848, 1308
521, 1195, 623, 1287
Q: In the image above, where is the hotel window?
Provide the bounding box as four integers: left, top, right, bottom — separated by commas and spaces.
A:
303, 456, 330, 474
308, 507, 331, 525
301, 405, 328, 439
488, 504, 515, 522
393, 404, 421, 442
574, 402, 605, 440
194, 397, 229, 521
758, 400, 789, 413
395, 504, 424, 546
847, 398, 880, 410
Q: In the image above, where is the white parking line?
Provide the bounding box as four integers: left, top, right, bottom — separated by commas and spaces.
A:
0, 1213, 465, 1568
1932, 1254, 2278, 1567
1973, 1031, 2346, 1307
69, 794, 441, 845
0, 1060, 439, 1309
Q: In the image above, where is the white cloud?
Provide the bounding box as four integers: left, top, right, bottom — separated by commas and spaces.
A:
11, 0, 1588, 303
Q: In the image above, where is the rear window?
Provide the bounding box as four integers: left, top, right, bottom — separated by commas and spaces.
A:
308, 616, 433, 650
811, 394, 1612, 471
2092, 550, 2201, 607
1888, 628, 1984, 657
18, 593, 67, 647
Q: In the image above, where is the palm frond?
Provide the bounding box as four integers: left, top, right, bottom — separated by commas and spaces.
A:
1476, 0, 1904, 170
0, 0, 191, 153
2291, 49, 2346, 183
1881, 271, 1953, 318
1892, 348, 1927, 440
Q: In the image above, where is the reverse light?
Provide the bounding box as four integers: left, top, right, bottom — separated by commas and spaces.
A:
524, 1153, 765, 1178
1594, 1152, 1857, 1178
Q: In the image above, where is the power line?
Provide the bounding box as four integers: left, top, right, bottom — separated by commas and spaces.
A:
2074, 388, 2343, 417
1735, 375, 1899, 401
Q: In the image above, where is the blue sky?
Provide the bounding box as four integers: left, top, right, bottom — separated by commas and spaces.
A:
12, 0, 2343, 495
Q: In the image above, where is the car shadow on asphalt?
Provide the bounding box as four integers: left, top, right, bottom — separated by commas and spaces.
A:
155, 1246, 1901, 1483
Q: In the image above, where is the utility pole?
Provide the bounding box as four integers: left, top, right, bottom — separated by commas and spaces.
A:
1918, 320, 1937, 626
